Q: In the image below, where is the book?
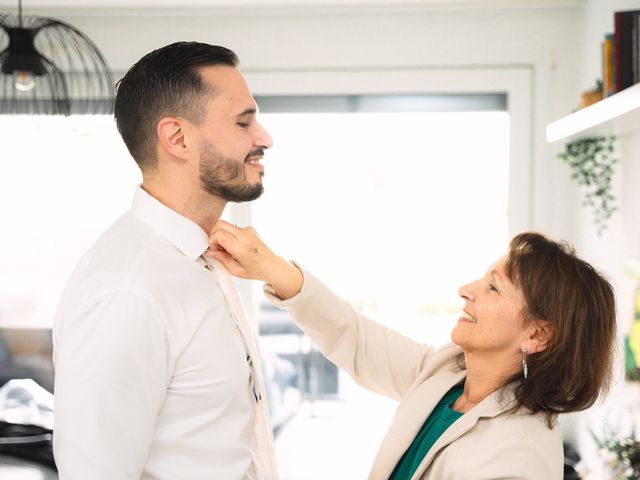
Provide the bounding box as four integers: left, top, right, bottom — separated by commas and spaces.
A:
634, 13, 640, 84
614, 9, 640, 92
603, 33, 616, 97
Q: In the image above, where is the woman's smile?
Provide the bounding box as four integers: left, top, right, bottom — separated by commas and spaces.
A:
458, 311, 477, 323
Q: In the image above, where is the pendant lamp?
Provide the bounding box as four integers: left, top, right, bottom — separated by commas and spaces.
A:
0, 0, 114, 115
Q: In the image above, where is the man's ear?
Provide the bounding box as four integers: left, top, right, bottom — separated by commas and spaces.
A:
526, 319, 553, 354
157, 117, 190, 161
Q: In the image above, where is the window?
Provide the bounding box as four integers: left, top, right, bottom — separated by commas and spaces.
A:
254, 98, 510, 343
252, 97, 510, 479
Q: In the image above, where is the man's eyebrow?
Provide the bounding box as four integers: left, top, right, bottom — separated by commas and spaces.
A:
235, 108, 257, 117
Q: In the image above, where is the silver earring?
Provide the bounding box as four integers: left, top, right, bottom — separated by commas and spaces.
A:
522, 347, 528, 379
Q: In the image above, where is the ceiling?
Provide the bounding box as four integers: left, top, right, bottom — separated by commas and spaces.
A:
0, 0, 580, 8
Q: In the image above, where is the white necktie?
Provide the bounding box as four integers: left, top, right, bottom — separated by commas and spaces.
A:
199, 255, 279, 480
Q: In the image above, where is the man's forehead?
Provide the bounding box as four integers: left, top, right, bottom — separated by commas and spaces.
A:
199, 65, 257, 113
199, 65, 249, 95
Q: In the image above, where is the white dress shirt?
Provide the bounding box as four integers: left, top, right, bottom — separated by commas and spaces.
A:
53, 187, 277, 480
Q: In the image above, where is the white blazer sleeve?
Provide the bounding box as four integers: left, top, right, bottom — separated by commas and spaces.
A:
53, 290, 169, 479
264, 265, 434, 401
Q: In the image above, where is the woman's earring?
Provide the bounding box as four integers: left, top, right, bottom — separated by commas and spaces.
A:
521, 347, 528, 379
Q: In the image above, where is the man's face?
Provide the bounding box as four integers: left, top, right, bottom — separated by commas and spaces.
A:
195, 65, 273, 202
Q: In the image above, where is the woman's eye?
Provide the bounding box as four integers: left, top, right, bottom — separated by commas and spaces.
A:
489, 283, 498, 292
237, 122, 249, 128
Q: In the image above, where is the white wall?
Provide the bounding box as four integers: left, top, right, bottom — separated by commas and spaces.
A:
574, 0, 640, 342
560, 0, 640, 474
576, 0, 640, 259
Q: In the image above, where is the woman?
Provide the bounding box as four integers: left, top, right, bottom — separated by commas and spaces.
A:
207, 223, 616, 479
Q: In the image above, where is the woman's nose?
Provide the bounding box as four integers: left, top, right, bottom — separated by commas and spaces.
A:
458, 282, 475, 301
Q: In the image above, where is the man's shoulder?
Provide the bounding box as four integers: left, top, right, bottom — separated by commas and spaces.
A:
55, 209, 227, 344
72, 212, 159, 277
58, 212, 173, 308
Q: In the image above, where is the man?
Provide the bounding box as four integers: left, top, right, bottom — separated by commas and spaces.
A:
53, 42, 277, 479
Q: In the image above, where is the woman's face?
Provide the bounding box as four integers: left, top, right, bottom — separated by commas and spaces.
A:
451, 256, 529, 359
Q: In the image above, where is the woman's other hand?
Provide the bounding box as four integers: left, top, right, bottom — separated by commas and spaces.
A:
206, 220, 303, 299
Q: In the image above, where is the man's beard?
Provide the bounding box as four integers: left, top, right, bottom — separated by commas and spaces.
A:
199, 141, 264, 202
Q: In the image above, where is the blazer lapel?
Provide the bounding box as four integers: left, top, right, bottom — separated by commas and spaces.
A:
409, 386, 517, 480
368, 369, 466, 480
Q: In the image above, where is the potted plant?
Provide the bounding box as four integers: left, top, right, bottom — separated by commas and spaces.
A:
592, 424, 640, 479
558, 136, 617, 235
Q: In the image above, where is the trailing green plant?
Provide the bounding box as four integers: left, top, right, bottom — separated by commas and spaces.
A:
558, 136, 617, 235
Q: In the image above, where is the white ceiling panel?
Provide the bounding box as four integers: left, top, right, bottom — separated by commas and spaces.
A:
0, 0, 581, 9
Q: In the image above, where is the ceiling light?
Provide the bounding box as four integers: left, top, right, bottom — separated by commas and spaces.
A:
0, 0, 114, 115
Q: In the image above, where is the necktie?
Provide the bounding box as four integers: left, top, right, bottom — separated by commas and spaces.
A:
199, 255, 278, 479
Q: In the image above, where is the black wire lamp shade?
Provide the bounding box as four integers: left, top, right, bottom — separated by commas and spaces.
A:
0, 0, 114, 115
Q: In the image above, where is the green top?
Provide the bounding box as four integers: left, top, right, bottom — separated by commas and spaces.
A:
389, 383, 464, 480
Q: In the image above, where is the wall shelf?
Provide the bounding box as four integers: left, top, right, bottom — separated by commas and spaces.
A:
546, 83, 640, 143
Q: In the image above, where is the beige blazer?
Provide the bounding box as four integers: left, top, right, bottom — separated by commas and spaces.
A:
265, 267, 563, 480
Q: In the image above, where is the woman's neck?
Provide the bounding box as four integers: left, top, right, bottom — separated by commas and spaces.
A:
453, 351, 520, 413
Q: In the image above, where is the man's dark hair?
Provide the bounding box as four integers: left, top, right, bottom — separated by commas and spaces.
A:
114, 42, 238, 170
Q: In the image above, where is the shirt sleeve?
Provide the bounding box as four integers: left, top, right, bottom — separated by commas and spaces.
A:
264, 264, 434, 401
53, 289, 169, 479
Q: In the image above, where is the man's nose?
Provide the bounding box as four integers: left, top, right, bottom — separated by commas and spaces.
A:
254, 121, 273, 149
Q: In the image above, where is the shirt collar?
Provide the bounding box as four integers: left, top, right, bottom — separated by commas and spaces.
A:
129, 186, 209, 261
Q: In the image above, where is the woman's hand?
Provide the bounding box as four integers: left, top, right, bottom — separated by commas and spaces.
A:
205, 220, 303, 300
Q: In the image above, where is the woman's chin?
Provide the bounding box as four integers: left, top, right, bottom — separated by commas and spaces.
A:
450, 328, 463, 347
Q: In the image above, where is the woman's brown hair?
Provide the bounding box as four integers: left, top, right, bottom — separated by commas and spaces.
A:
502, 232, 616, 427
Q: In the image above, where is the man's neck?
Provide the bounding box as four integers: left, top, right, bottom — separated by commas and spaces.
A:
141, 181, 226, 235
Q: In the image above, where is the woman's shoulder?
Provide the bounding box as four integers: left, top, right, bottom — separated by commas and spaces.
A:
444, 410, 563, 478
480, 407, 563, 468
497, 407, 561, 438
486, 387, 562, 441
458, 388, 562, 452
